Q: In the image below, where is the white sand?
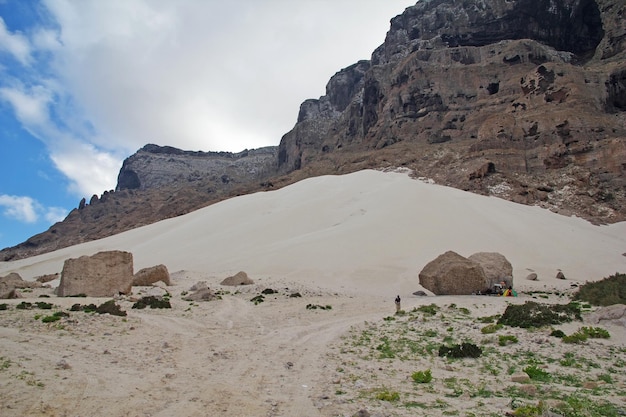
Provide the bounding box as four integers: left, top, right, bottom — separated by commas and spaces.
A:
2, 169, 625, 294
0, 169, 625, 416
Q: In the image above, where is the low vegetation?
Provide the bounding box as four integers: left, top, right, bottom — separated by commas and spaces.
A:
573, 272, 626, 306
323, 290, 625, 417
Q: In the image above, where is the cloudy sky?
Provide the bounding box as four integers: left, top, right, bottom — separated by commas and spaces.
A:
0, 0, 414, 250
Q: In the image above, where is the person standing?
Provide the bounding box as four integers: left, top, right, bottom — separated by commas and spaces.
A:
395, 295, 401, 313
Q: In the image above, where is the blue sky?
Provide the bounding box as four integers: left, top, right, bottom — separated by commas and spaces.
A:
0, 0, 414, 251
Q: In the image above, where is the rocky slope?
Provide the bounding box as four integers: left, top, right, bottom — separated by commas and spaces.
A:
1, 0, 624, 261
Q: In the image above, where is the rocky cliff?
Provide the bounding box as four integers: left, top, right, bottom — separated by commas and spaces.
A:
278, 0, 626, 222
2, 0, 625, 261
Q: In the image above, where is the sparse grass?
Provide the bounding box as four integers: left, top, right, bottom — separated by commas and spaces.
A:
306, 304, 332, 310
498, 335, 518, 346
373, 387, 400, 402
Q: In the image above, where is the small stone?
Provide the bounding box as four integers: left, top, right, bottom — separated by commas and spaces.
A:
511, 373, 531, 383
56, 359, 71, 370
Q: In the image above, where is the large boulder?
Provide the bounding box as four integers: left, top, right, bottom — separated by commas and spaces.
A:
0, 272, 42, 299
133, 264, 171, 286
468, 252, 513, 288
418, 251, 487, 295
57, 250, 134, 297
220, 271, 254, 286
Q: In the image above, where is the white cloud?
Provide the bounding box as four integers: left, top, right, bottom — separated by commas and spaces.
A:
0, 195, 40, 223
0, 17, 32, 65
50, 141, 122, 197
4, 0, 413, 202
45, 206, 69, 223
0, 84, 52, 127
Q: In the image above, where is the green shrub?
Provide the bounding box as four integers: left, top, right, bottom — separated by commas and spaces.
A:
250, 295, 265, 305
95, 300, 127, 316
550, 329, 566, 338
35, 302, 53, 310
132, 296, 171, 309
580, 326, 610, 339
16, 302, 33, 310
306, 304, 332, 310
439, 342, 482, 358
261, 288, 277, 294
375, 387, 400, 402
414, 304, 439, 316
481, 323, 503, 334
497, 301, 581, 328
411, 369, 433, 383
498, 335, 518, 346
523, 364, 551, 382
573, 273, 626, 306
0, 303, 7, 311
41, 315, 61, 323
562, 331, 588, 344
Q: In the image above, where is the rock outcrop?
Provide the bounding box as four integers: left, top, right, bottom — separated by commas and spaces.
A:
57, 251, 134, 297
277, 0, 626, 224
419, 251, 488, 295
220, 271, 254, 286
117, 144, 277, 191
468, 252, 513, 288
133, 264, 171, 287
0, 272, 41, 299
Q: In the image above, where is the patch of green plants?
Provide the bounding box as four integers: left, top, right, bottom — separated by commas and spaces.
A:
261, 288, 277, 294
16, 302, 33, 310
1, 357, 12, 370
477, 315, 500, 323
0, 303, 8, 311
481, 323, 503, 334
573, 272, 626, 306
523, 364, 551, 382
132, 296, 172, 309
35, 301, 53, 309
413, 303, 439, 316
438, 342, 482, 358
498, 335, 518, 346
383, 316, 396, 321
580, 326, 610, 339
497, 301, 581, 328
550, 329, 566, 338
41, 315, 61, 323
553, 394, 622, 417
374, 387, 400, 402
411, 369, 432, 383
306, 304, 332, 310
70, 303, 98, 313
512, 401, 546, 417
423, 329, 438, 337
250, 295, 265, 305
95, 300, 127, 316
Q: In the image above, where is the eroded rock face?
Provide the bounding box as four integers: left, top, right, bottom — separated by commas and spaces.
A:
57, 251, 134, 297
133, 264, 171, 287
278, 0, 626, 223
468, 252, 513, 288
117, 144, 278, 191
419, 251, 487, 295
0, 272, 41, 299
220, 271, 254, 286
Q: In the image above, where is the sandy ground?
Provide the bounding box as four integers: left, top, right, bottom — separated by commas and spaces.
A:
1, 169, 625, 416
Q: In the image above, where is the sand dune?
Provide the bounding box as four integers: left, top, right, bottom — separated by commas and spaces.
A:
1, 169, 626, 417
2, 169, 625, 294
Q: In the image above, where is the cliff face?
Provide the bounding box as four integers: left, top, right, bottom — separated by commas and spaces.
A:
2, 0, 625, 261
117, 144, 277, 191
277, 0, 626, 222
